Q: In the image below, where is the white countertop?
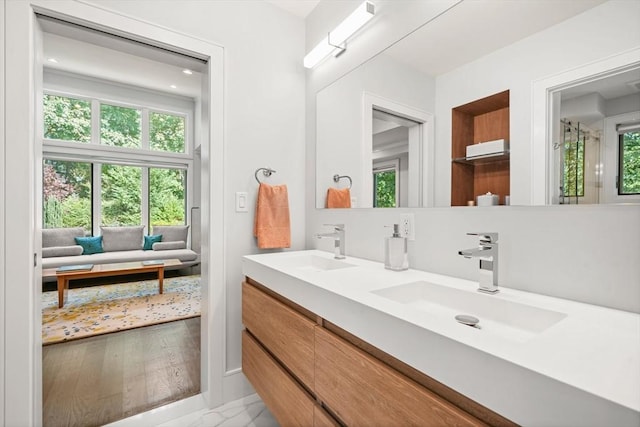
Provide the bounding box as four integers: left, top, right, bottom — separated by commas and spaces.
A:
242, 250, 640, 426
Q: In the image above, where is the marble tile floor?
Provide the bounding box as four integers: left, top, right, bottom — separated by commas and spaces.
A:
158, 394, 279, 427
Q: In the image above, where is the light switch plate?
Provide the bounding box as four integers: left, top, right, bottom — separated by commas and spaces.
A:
235, 192, 248, 212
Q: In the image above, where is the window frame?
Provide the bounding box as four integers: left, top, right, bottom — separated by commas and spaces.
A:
602, 112, 640, 204
42, 76, 194, 236
617, 129, 640, 196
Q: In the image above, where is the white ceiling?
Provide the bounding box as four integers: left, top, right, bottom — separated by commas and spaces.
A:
41, 0, 636, 103
383, 0, 607, 76
41, 17, 203, 99
265, 0, 320, 18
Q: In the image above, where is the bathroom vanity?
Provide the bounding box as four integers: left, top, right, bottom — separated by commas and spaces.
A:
242, 250, 640, 426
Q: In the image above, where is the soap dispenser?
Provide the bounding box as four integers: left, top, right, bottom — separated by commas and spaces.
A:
385, 224, 409, 271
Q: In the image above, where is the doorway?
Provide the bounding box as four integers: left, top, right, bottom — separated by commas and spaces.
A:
3, 2, 225, 425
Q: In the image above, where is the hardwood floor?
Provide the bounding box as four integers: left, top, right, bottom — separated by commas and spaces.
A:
43, 317, 201, 427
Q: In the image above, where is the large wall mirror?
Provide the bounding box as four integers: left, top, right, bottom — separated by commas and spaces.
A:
315, 0, 640, 208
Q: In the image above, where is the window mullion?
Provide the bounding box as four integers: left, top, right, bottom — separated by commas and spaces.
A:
142, 108, 150, 151
93, 163, 102, 235
91, 99, 100, 146
142, 167, 150, 233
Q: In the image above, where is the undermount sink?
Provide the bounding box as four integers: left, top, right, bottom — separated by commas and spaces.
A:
275, 254, 356, 273
372, 281, 567, 343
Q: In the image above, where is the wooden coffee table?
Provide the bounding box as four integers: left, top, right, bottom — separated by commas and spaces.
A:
42, 259, 182, 308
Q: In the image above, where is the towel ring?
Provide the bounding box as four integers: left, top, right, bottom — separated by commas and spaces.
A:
255, 167, 276, 183
333, 174, 352, 189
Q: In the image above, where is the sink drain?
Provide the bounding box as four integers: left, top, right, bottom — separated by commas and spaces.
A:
455, 314, 480, 329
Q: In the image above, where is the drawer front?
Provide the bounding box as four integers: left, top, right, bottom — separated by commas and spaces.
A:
242, 281, 315, 386
314, 328, 486, 427
314, 405, 340, 427
242, 331, 314, 426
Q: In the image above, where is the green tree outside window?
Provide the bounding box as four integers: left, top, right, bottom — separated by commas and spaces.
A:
150, 168, 186, 225
101, 104, 141, 148
150, 112, 185, 153
374, 170, 396, 208
43, 95, 91, 142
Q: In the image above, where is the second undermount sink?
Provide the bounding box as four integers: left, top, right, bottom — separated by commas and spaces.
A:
372, 281, 567, 343
275, 254, 356, 273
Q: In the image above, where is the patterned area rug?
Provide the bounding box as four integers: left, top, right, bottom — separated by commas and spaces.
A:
42, 275, 200, 345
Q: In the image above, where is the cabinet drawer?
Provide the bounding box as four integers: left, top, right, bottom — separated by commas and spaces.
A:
242, 281, 315, 386
314, 327, 486, 427
242, 331, 314, 426
314, 405, 340, 427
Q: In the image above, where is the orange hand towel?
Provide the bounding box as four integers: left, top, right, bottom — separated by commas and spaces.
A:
326, 187, 351, 208
254, 183, 291, 249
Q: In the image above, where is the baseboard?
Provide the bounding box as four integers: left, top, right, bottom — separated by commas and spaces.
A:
222, 368, 255, 404
103, 394, 206, 427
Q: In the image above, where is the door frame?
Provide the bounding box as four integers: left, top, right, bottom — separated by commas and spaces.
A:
3, 1, 225, 425
363, 92, 434, 208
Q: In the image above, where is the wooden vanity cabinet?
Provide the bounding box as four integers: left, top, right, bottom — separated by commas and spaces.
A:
242, 278, 514, 426
241, 280, 315, 386
242, 331, 315, 426
315, 327, 486, 427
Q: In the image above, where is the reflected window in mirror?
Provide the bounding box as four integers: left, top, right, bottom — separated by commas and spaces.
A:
373, 159, 399, 208
618, 127, 640, 195
549, 67, 640, 205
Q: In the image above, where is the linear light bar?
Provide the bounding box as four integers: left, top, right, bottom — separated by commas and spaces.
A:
303, 1, 375, 69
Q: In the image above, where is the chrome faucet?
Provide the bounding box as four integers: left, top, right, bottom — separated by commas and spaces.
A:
458, 232, 499, 294
315, 224, 345, 259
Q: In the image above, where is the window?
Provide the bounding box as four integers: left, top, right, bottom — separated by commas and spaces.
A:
43, 95, 91, 143
150, 168, 186, 226
563, 138, 585, 198
43, 160, 92, 230
42, 86, 191, 233
101, 164, 142, 226
100, 104, 142, 148
618, 129, 640, 195
150, 112, 186, 153
373, 161, 399, 208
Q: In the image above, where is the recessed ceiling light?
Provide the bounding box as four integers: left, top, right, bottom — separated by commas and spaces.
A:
47, 58, 58, 63
182, 69, 193, 75
170, 84, 177, 89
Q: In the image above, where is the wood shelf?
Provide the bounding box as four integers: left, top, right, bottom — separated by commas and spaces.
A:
452, 151, 510, 165
451, 90, 510, 206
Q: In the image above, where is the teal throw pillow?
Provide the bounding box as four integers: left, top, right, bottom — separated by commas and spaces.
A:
74, 236, 103, 255
143, 234, 162, 251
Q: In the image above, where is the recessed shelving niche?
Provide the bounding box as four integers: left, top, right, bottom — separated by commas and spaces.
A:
451, 90, 510, 206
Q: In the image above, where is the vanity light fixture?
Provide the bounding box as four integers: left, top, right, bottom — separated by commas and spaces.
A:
303, 1, 375, 69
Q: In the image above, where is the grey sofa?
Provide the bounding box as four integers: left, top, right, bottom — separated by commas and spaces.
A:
42, 225, 199, 282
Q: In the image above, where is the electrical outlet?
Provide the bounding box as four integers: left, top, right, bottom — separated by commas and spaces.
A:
399, 213, 415, 241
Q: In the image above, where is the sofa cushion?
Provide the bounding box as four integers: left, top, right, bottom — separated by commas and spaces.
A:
42, 227, 85, 248
42, 245, 83, 258
75, 236, 104, 255
101, 226, 144, 252
153, 241, 186, 251
152, 225, 189, 243
143, 234, 162, 251
42, 248, 199, 271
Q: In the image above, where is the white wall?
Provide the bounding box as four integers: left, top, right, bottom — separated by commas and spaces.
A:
0, 0, 5, 422
307, 0, 640, 314
434, 0, 640, 206
82, 0, 307, 377
2, 0, 305, 423
316, 53, 435, 208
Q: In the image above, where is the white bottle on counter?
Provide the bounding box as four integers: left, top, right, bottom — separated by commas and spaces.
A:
385, 224, 409, 271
